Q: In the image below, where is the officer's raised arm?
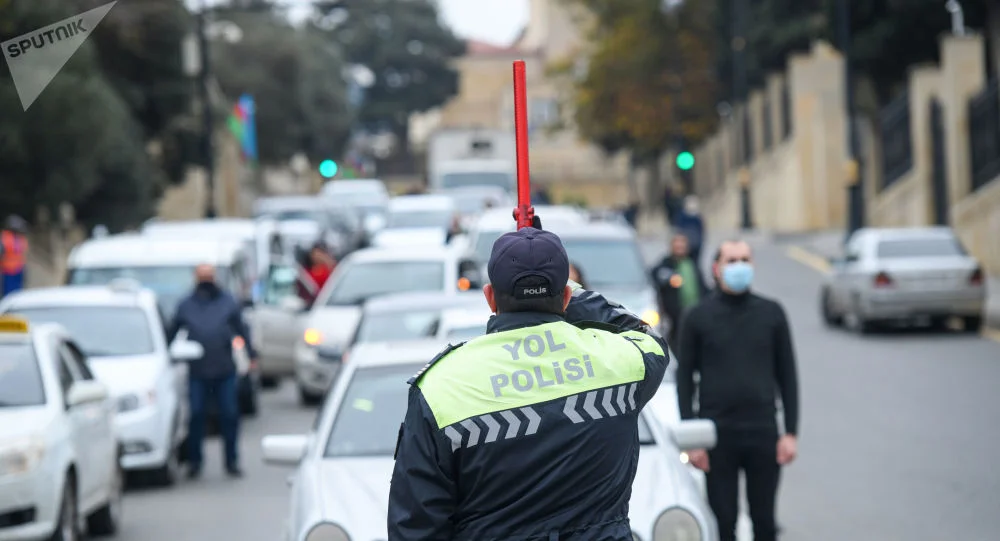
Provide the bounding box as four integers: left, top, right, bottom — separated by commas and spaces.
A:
388, 385, 457, 540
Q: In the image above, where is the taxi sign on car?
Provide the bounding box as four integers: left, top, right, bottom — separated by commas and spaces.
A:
0, 315, 30, 334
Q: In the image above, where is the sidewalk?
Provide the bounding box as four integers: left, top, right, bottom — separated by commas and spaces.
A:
777, 230, 1000, 330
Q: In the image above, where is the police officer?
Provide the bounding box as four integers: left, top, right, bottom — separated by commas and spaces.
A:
388, 225, 670, 540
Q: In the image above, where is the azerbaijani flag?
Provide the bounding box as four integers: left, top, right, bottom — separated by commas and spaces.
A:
227, 94, 258, 164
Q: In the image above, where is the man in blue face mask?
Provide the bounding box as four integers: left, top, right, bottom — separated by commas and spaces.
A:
675, 240, 800, 541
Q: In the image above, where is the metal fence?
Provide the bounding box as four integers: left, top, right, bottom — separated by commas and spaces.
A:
879, 91, 913, 190
781, 82, 792, 139
762, 99, 773, 151
968, 79, 1000, 192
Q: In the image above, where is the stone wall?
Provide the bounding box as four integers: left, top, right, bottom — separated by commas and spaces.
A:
696, 34, 1000, 274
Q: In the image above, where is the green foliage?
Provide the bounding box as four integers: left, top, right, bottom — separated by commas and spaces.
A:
211, 12, 353, 165
317, 0, 465, 136
567, 0, 720, 157
0, 0, 166, 231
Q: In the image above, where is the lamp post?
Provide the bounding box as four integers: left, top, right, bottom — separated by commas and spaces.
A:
839, 0, 864, 237
195, 1, 215, 218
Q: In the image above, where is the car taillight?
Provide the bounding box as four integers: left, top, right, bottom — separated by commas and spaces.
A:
970, 268, 984, 286
874, 272, 893, 287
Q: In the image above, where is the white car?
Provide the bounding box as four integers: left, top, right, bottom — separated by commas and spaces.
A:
0, 282, 193, 486
372, 194, 457, 248
436, 185, 512, 231
319, 179, 390, 237
293, 247, 484, 405
436, 305, 492, 342
465, 205, 590, 265
140, 218, 264, 286
262, 339, 719, 541
0, 315, 123, 541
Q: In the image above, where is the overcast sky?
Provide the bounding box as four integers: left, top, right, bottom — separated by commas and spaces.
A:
438, 0, 528, 45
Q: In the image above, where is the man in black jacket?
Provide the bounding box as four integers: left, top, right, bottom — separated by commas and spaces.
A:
168, 264, 257, 478
651, 233, 710, 344
677, 240, 799, 541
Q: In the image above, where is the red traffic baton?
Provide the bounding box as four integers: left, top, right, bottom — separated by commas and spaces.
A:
512, 60, 535, 230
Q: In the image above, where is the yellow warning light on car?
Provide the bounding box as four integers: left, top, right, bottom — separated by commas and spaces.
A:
457, 277, 472, 291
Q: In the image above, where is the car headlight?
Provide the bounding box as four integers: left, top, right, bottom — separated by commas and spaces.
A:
641, 308, 661, 327
118, 390, 156, 413
304, 522, 350, 541
304, 328, 323, 346
654, 507, 702, 541
0, 436, 46, 477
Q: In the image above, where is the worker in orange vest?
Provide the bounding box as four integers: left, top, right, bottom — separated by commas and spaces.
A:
1, 215, 29, 298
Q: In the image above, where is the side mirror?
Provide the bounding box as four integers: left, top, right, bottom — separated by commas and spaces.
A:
66, 380, 108, 408
261, 434, 309, 465
279, 296, 306, 312
671, 419, 717, 451
170, 339, 204, 363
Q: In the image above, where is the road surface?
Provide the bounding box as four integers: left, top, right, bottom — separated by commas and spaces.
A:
114, 235, 1000, 540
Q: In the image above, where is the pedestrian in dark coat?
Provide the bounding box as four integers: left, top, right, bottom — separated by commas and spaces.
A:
650, 233, 710, 345
167, 264, 257, 479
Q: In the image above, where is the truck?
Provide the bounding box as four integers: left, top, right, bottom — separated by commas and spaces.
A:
426, 128, 517, 194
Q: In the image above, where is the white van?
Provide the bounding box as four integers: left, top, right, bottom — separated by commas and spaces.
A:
67, 234, 253, 317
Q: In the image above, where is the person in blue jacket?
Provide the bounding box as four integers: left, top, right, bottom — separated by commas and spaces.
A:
674, 195, 705, 264
167, 264, 257, 479
388, 216, 670, 540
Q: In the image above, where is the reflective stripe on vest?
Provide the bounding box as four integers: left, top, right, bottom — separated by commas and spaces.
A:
0, 231, 27, 274
416, 321, 659, 430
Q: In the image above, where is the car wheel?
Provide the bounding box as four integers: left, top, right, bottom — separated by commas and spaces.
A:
298, 385, 323, 407
86, 459, 123, 536
50, 475, 79, 541
963, 316, 983, 333
820, 288, 842, 327
260, 376, 280, 390
151, 444, 181, 487
845, 297, 875, 335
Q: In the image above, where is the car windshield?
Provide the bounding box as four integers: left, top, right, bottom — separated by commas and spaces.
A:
329, 191, 385, 209
441, 172, 512, 191
444, 324, 487, 341
877, 237, 966, 258
355, 310, 441, 344
265, 210, 328, 225
325, 261, 444, 306
473, 229, 507, 263
68, 265, 197, 318
561, 239, 648, 289
0, 343, 45, 407
325, 363, 421, 457
387, 210, 451, 229
10, 307, 155, 357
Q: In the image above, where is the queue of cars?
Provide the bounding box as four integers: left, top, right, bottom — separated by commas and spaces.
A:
0, 175, 705, 540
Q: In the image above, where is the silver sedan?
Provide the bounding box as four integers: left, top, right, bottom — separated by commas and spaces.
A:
820, 227, 986, 333
262, 339, 720, 541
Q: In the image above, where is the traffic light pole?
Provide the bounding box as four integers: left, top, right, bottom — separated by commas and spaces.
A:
197, 1, 216, 219
733, 0, 753, 230
839, 0, 864, 237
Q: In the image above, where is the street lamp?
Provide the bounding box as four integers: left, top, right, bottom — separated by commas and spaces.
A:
186, 0, 243, 219
946, 1, 966, 36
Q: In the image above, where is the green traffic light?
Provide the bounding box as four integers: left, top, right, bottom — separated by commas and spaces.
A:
676, 152, 695, 171
319, 159, 338, 178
